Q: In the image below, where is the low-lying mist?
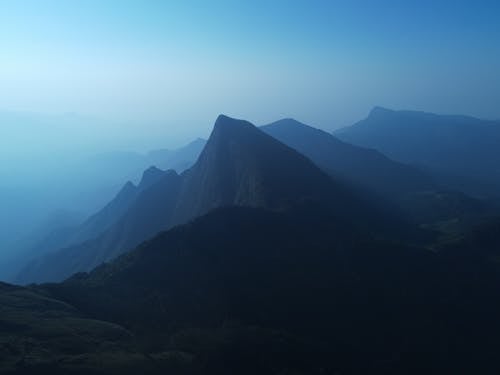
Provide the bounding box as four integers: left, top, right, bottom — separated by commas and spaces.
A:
0, 111, 205, 281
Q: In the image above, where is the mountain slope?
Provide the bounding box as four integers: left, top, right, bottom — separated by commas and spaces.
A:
0, 137, 205, 283
0, 281, 200, 374
45, 206, 500, 374
21, 166, 168, 263
0, 282, 140, 374
147, 137, 206, 172
16, 169, 181, 284
18, 115, 378, 284
261, 118, 496, 226
46, 207, 424, 374
262, 118, 435, 197
172, 115, 347, 223
335, 107, 500, 198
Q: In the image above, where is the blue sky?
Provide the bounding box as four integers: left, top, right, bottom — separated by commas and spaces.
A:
1, 0, 499, 142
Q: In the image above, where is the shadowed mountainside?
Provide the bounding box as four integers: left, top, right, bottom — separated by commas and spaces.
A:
41, 206, 500, 375
18, 115, 393, 284
262, 117, 495, 228
336, 107, 500, 199
262, 118, 435, 197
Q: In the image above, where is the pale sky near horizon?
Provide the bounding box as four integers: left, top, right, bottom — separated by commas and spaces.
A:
1, 0, 500, 148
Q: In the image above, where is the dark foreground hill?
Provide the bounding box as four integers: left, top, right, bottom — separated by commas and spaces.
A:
3, 203, 500, 374
0, 282, 161, 375
34, 208, 500, 374
38, 206, 500, 375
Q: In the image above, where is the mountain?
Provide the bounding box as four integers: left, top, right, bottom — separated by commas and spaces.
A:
0, 281, 184, 374
18, 115, 381, 284
19, 167, 164, 262
43, 206, 500, 374
16, 167, 178, 284
172, 115, 348, 222
0, 138, 205, 283
74, 137, 206, 193
8, 113, 500, 374
147, 137, 206, 172
335, 107, 500, 199
26, 140, 204, 263
45, 207, 422, 374
261, 118, 435, 197
261, 118, 497, 228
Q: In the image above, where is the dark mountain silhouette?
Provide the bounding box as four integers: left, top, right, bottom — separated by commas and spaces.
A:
0, 137, 206, 283
43, 206, 500, 374
23, 166, 166, 261
69, 180, 140, 243
261, 118, 435, 197
78, 137, 206, 187
172, 115, 346, 222
18, 115, 385, 284
16, 139, 206, 284
335, 107, 500, 199
0, 209, 84, 282
138, 166, 167, 189
16, 169, 180, 284
261, 118, 495, 227
147, 137, 206, 172
0, 281, 171, 374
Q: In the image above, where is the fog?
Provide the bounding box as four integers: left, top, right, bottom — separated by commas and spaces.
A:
0, 111, 209, 280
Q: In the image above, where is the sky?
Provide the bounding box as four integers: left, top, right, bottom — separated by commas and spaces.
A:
1, 0, 500, 146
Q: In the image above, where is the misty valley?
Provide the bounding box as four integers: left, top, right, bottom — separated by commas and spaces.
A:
1, 109, 500, 374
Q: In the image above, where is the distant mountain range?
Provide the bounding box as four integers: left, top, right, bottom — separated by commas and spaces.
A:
18, 113, 495, 284
72, 137, 206, 195
0, 138, 206, 283
4, 111, 500, 374
18, 115, 396, 283
336, 107, 500, 199
261, 118, 435, 198
261, 117, 492, 226
11, 142, 205, 284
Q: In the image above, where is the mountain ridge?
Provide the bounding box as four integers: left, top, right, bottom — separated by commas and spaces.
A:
335, 107, 500, 199
18, 114, 380, 284
261, 117, 435, 198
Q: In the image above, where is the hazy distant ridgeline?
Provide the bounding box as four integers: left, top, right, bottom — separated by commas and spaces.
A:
0, 112, 205, 282
261, 118, 436, 198
336, 107, 500, 199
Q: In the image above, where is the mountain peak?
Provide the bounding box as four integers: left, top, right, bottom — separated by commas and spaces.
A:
139, 166, 166, 190
262, 118, 320, 133
205, 115, 263, 152
118, 181, 137, 197
213, 114, 255, 135
172, 114, 347, 225
274, 117, 302, 123
214, 114, 233, 124
192, 137, 206, 144
369, 106, 394, 117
